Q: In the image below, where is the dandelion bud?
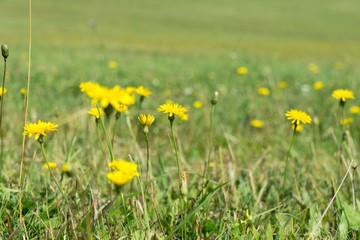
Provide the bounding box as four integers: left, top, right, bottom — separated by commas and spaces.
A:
180, 172, 188, 202
211, 91, 219, 105
1, 44, 9, 59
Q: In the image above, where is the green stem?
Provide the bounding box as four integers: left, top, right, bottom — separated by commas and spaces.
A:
202, 104, 215, 193
145, 132, 150, 185
40, 142, 68, 203
97, 106, 114, 161
0, 58, 7, 180
111, 113, 120, 148
170, 121, 181, 191
282, 126, 296, 192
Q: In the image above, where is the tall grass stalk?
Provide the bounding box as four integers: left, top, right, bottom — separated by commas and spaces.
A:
282, 126, 296, 192
0, 44, 8, 180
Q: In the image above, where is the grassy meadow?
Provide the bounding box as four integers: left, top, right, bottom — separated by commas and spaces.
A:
1, 0, 360, 239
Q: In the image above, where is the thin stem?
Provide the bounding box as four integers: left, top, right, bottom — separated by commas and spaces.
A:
170, 121, 181, 190
144, 132, 150, 184
18, 0, 32, 237
0, 57, 6, 180
111, 113, 120, 148
282, 126, 296, 192
202, 104, 215, 193
40, 142, 68, 203
97, 106, 114, 161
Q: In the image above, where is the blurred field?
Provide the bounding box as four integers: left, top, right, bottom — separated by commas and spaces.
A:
1, 0, 360, 59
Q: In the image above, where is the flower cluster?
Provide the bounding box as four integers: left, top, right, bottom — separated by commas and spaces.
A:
107, 159, 140, 186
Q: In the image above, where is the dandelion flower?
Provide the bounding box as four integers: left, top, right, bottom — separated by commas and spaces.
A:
332, 89, 355, 103
192, 101, 203, 109
136, 86, 152, 97
138, 114, 155, 127
20, 88, 27, 96
108, 60, 118, 69
285, 109, 312, 127
308, 63, 319, 74
43, 162, 57, 169
257, 87, 270, 96
350, 106, 360, 114
277, 81, 287, 89
340, 118, 354, 126
113, 103, 128, 113
23, 120, 58, 141
107, 159, 140, 186
0, 87, 7, 96
236, 66, 248, 75
250, 119, 264, 129
157, 102, 188, 121
62, 163, 71, 173
313, 81, 324, 90
88, 108, 105, 119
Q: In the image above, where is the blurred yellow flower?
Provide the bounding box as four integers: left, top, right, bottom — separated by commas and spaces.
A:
107, 159, 140, 186
340, 118, 354, 126
277, 81, 287, 89
236, 66, 248, 75
285, 109, 312, 127
332, 89, 355, 103
157, 102, 188, 121
0, 87, 8, 96
61, 163, 71, 173
43, 162, 57, 169
313, 81, 324, 90
192, 101, 203, 109
136, 86, 152, 97
113, 103, 128, 113
23, 120, 58, 141
20, 88, 27, 96
292, 124, 303, 132
108, 60, 118, 69
250, 119, 264, 129
350, 106, 360, 114
257, 87, 270, 96
308, 63, 319, 74
88, 108, 105, 119
138, 114, 155, 127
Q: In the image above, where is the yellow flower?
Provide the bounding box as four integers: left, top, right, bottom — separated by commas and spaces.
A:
43, 162, 57, 169
157, 102, 188, 121
292, 124, 303, 132
61, 163, 71, 173
313, 81, 324, 90
285, 109, 312, 127
138, 114, 155, 127
23, 120, 58, 141
277, 81, 287, 89
308, 63, 319, 74
332, 89, 355, 103
0, 87, 8, 96
20, 88, 27, 96
113, 103, 128, 113
250, 119, 264, 129
257, 87, 270, 96
192, 101, 203, 109
236, 66, 248, 75
107, 159, 140, 186
350, 106, 360, 114
136, 86, 152, 97
88, 108, 105, 119
108, 60, 118, 69
340, 118, 354, 126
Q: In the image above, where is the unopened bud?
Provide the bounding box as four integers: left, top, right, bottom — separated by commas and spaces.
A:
211, 91, 219, 105
1, 44, 9, 59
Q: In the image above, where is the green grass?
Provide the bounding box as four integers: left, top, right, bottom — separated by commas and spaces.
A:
1, 0, 360, 239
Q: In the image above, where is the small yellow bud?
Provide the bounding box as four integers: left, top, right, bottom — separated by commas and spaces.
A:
138, 114, 155, 127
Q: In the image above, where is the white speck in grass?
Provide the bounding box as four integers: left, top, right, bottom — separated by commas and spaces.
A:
301, 84, 310, 94
183, 87, 193, 95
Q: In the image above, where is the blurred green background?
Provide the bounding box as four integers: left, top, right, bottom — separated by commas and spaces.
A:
1, 0, 360, 60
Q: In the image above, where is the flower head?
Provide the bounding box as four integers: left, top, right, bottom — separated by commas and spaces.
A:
313, 81, 324, 90
340, 118, 354, 126
43, 162, 57, 169
20, 88, 27, 96
0, 87, 7, 96
350, 106, 360, 114
257, 87, 270, 96
250, 119, 264, 129
277, 81, 287, 89
23, 120, 58, 141
236, 66, 248, 75
138, 114, 155, 127
136, 86, 152, 97
108, 60, 118, 69
107, 159, 140, 186
285, 109, 312, 127
157, 102, 188, 121
308, 63, 319, 74
88, 108, 105, 119
332, 89, 355, 103
192, 101, 203, 109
